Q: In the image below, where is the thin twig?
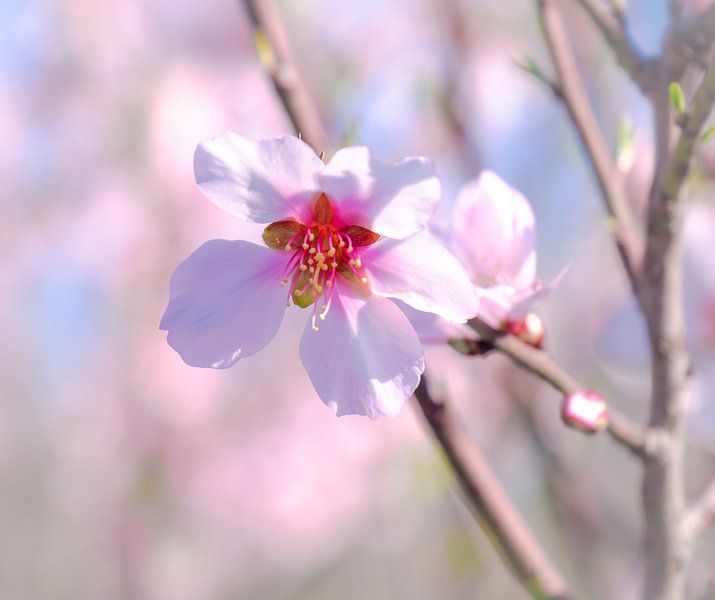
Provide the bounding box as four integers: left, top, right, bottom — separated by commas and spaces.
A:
537, 0, 642, 291
682, 477, 715, 540
571, 0, 652, 92
242, 0, 330, 154
660, 50, 715, 206
468, 317, 650, 457
414, 375, 572, 600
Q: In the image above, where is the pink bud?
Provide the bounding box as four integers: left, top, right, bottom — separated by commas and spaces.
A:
505, 312, 545, 348
561, 391, 608, 434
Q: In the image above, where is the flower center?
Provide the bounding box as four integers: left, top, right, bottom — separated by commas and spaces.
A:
262, 194, 380, 331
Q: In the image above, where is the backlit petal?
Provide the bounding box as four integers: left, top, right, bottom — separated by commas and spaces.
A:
160, 240, 287, 368
319, 147, 440, 239
194, 133, 324, 223
394, 300, 476, 345
299, 283, 424, 418
454, 171, 536, 288
361, 234, 479, 323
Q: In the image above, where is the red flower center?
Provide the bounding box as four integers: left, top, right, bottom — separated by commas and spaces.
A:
262, 193, 380, 331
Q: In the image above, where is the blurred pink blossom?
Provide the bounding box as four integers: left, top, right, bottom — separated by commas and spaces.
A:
404, 171, 563, 345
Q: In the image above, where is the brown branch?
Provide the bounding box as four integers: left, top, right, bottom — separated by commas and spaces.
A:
660, 50, 715, 207
242, 0, 330, 154
682, 477, 715, 540
468, 317, 650, 457
664, 6, 715, 77
637, 49, 715, 600
537, 0, 642, 291
571, 0, 652, 92
414, 375, 572, 600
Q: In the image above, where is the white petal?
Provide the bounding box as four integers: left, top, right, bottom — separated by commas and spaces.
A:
319, 146, 440, 239
361, 234, 479, 323
454, 171, 536, 288
160, 240, 287, 368
299, 284, 424, 418
194, 133, 324, 223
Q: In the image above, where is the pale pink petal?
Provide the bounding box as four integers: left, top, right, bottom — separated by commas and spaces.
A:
299, 284, 424, 418
453, 171, 536, 288
194, 133, 324, 223
319, 147, 440, 239
507, 266, 568, 320
160, 240, 287, 368
476, 285, 526, 327
360, 234, 479, 323
394, 300, 476, 345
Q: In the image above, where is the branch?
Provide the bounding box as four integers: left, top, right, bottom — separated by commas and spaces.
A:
664, 6, 715, 77
537, 0, 642, 290
635, 47, 715, 600
468, 318, 649, 457
414, 376, 572, 600
682, 477, 715, 540
242, 0, 330, 154
660, 49, 715, 206
571, 0, 652, 92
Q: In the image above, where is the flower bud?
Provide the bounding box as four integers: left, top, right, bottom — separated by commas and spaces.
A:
561, 390, 608, 434
504, 312, 545, 348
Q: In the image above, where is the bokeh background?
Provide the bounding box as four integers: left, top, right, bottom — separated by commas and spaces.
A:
2, 0, 715, 598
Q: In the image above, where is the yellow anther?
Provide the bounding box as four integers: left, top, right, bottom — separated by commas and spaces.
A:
315, 252, 324, 260
321, 263, 328, 271
347, 246, 354, 253
319, 313, 327, 321
308, 232, 315, 241
325, 280, 332, 287
302, 243, 309, 250
299, 264, 308, 271
338, 240, 345, 247
316, 285, 323, 293
354, 258, 362, 268
360, 276, 368, 284
311, 325, 319, 332
308, 258, 314, 265
280, 277, 289, 286
330, 261, 338, 268
309, 247, 316, 254
328, 248, 336, 257
309, 266, 315, 273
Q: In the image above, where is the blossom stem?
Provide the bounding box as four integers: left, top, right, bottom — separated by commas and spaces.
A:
242, 0, 330, 154
414, 375, 572, 600
467, 317, 649, 457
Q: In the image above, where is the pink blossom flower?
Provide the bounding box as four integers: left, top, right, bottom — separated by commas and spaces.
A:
403, 171, 563, 345
160, 133, 478, 418
453, 171, 563, 327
